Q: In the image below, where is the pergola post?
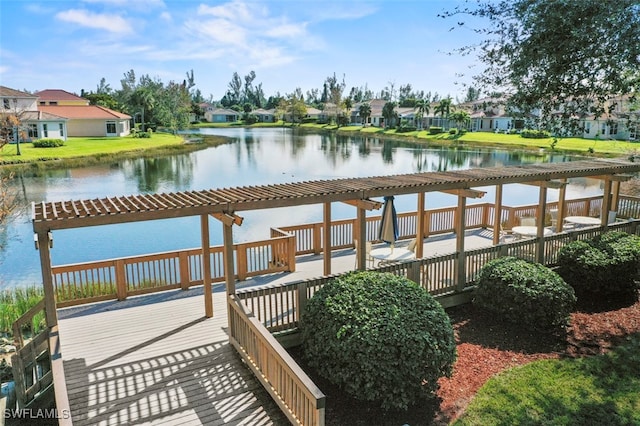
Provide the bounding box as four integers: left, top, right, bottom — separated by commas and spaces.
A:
612, 180, 621, 212
556, 179, 567, 232
493, 184, 504, 245
601, 178, 613, 226
536, 186, 548, 264
37, 231, 57, 327
356, 206, 366, 270
416, 192, 425, 258
200, 215, 214, 318
323, 202, 331, 276
455, 194, 466, 290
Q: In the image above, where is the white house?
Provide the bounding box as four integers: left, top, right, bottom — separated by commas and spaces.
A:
1, 86, 68, 141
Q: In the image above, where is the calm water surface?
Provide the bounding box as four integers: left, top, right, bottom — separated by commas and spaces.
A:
0, 128, 600, 288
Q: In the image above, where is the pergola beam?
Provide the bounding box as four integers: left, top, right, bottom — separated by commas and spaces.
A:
342, 198, 382, 211
591, 174, 633, 182
522, 180, 566, 189
211, 212, 244, 227
441, 189, 486, 199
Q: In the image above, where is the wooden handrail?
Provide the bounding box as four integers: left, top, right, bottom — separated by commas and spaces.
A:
12, 298, 45, 349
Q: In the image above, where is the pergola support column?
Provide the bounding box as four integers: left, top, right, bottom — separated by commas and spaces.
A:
37, 231, 57, 327
416, 192, 425, 258
200, 215, 214, 318
536, 186, 548, 263
493, 184, 503, 245
356, 206, 366, 270
556, 179, 567, 232
323, 202, 331, 276
455, 195, 466, 290
601, 179, 613, 226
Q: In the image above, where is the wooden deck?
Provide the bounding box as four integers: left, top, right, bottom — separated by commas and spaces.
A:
57, 289, 289, 425
56, 230, 494, 425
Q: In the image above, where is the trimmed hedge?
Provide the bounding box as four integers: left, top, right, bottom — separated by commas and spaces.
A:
300, 271, 456, 410
520, 129, 551, 139
32, 139, 64, 148
428, 126, 444, 134
557, 231, 640, 295
474, 257, 576, 331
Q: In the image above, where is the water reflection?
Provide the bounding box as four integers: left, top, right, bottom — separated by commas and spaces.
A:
1, 128, 594, 289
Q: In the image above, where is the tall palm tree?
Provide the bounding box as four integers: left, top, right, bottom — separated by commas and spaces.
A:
359, 102, 371, 127
450, 110, 471, 132
434, 97, 453, 130
382, 101, 397, 129
415, 98, 430, 130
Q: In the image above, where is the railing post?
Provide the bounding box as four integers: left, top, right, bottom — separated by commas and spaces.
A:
236, 243, 247, 281
296, 282, 308, 324
115, 259, 127, 301
407, 260, 421, 284
288, 235, 297, 272
178, 251, 190, 290
313, 223, 322, 255
425, 211, 431, 238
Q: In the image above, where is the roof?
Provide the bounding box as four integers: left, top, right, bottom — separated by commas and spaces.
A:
21, 111, 68, 121
35, 89, 87, 103
0, 86, 36, 98
32, 158, 640, 232
208, 108, 239, 115
38, 105, 130, 120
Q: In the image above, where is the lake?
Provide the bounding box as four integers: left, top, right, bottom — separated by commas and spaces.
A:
0, 128, 601, 289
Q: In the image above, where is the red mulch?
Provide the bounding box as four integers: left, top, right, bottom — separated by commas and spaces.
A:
289, 291, 640, 426
436, 291, 640, 424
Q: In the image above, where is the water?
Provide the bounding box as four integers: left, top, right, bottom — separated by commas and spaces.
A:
0, 128, 601, 289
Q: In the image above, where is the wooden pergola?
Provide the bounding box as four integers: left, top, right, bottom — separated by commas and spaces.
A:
32, 159, 640, 326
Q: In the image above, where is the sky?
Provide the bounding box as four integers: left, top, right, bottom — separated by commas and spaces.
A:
0, 0, 486, 102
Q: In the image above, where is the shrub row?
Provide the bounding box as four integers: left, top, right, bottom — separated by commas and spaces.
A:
520, 129, 551, 139
428, 126, 444, 134
557, 231, 640, 295
32, 139, 65, 148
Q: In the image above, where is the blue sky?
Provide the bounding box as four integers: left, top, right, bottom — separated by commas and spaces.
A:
0, 0, 484, 101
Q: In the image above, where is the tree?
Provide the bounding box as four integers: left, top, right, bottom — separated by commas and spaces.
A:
444, 0, 640, 134
415, 98, 431, 130
358, 102, 371, 126
434, 97, 453, 129
342, 97, 353, 125
450, 110, 471, 131
325, 73, 346, 125
382, 101, 397, 129
464, 87, 481, 103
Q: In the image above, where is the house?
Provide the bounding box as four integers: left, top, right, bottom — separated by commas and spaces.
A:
1, 86, 68, 141
205, 108, 240, 123
39, 105, 131, 137
253, 108, 276, 123
459, 97, 517, 132
34, 89, 89, 106
578, 95, 639, 141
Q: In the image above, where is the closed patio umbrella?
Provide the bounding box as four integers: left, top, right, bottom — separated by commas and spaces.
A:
378, 195, 399, 246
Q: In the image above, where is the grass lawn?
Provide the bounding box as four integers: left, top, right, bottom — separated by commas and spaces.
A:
0, 133, 185, 165
454, 334, 640, 425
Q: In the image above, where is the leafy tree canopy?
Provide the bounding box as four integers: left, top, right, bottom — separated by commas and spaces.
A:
443, 0, 640, 133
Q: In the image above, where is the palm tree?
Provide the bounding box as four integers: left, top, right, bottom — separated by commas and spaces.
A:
434, 97, 453, 130
415, 98, 430, 130
343, 97, 353, 125
359, 103, 371, 127
450, 110, 471, 132
382, 101, 397, 129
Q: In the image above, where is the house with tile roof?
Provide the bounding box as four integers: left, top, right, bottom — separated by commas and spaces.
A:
34, 89, 90, 106
1, 86, 68, 141
2, 86, 131, 139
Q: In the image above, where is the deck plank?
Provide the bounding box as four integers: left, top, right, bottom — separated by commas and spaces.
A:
57, 291, 288, 425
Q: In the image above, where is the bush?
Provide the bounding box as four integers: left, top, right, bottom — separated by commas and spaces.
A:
474, 257, 576, 331
396, 120, 417, 133
557, 231, 640, 295
520, 129, 551, 139
300, 271, 456, 410
428, 126, 444, 134
449, 128, 458, 135
32, 139, 64, 148
243, 113, 259, 124
131, 130, 151, 138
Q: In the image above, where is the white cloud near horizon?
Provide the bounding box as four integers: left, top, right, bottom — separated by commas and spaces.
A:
55, 9, 134, 34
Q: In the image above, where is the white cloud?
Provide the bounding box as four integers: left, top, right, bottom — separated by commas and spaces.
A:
160, 11, 172, 22
81, 0, 165, 7
56, 9, 134, 34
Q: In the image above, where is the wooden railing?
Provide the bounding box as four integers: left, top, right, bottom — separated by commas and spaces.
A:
49, 195, 640, 307
52, 232, 296, 307
237, 220, 640, 336
228, 295, 325, 426
11, 299, 53, 408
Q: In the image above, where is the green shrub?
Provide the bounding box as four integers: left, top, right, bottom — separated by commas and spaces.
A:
300, 271, 456, 410
474, 257, 576, 331
520, 129, 551, 139
428, 126, 444, 134
449, 128, 458, 135
396, 119, 416, 133
32, 139, 65, 148
557, 231, 640, 295
131, 130, 152, 138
